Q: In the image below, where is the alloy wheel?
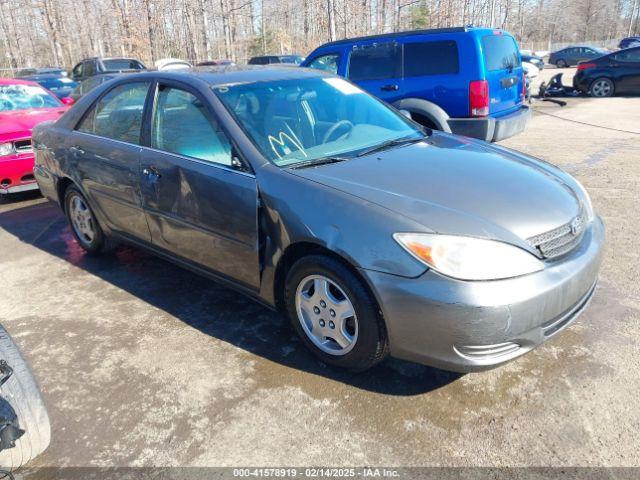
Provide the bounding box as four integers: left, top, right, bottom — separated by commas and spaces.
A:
295, 275, 359, 356
591, 80, 612, 97
69, 194, 96, 245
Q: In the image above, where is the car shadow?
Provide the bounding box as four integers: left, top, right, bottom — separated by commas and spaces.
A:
0, 199, 463, 396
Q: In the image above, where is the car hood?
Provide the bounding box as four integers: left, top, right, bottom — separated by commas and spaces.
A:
288, 133, 583, 248
0, 107, 68, 140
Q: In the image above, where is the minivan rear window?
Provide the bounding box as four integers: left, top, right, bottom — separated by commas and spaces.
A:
348, 43, 402, 81
404, 40, 459, 77
482, 35, 521, 71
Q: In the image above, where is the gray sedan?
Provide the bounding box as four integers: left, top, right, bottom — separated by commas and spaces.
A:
32, 67, 604, 372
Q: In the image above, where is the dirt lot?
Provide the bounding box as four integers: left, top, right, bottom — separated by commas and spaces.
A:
1, 68, 639, 471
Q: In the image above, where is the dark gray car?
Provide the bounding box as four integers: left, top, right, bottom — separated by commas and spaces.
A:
32, 68, 604, 372
548, 46, 607, 67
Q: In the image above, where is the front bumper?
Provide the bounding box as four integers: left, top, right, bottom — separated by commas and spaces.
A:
0, 154, 38, 195
448, 105, 532, 142
362, 217, 605, 372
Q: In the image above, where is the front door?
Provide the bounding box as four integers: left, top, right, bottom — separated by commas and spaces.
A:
347, 42, 404, 103
139, 82, 260, 289
69, 81, 152, 241
611, 49, 640, 93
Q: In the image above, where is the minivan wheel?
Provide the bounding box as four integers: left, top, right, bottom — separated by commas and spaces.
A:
285, 255, 388, 371
64, 186, 115, 254
589, 78, 614, 97
556, 59, 567, 68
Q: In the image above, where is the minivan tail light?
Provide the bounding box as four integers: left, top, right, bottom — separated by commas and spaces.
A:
577, 62, 596, 71
469, 80, 489, 117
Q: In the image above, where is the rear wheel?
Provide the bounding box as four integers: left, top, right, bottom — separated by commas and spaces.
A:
589, 78, 614, 97
285, 255, 388, 371
64, 186, 116, 254
556, 59, 568, 68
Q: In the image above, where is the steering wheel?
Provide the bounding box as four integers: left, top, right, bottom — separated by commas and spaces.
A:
323, 120, 354, 143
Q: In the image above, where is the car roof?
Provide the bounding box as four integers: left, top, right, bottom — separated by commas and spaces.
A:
115, 65, 329, 87
0, 78, 39, 86
314, 26, 497, 48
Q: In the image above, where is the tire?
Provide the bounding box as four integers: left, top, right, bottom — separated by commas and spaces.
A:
589, 77, 615, 97
0, 323, 50, 471
64, 186, 116, 254
556, 59, 567, 68
285, 255, 389, 371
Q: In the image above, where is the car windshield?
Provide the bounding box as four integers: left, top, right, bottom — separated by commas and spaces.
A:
102, 59, 145, 71
0, 84, 61, 111
214, 76, 424, 167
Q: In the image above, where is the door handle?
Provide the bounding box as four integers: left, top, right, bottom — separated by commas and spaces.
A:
381, 84, 399, 91
142, 166, 161, 181
69, 145, 85, 156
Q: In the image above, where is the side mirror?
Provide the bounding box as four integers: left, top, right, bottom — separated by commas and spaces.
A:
61, 97, 75, 106
399, 109, 412, 119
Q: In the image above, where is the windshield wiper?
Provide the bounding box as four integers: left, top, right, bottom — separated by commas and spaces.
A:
356, 135, 425, 158
288, 156, 350, 169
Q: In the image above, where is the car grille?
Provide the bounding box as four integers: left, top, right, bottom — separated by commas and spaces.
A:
13, 139, 32, 153
527, 211, 586, 259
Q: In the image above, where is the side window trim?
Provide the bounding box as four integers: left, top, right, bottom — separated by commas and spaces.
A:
73, 79, 153, 146
145, 79, 253, 174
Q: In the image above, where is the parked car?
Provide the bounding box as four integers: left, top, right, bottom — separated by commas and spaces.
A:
521, 54, 544, 69
33, 68, 603, 372
248, 55, 305, 65
302, 27, 530, 142
155, 58, 192, 71
548, 46, 607, 68
0, 79, 70, 195
573, 46, 640, 97
69, 73, 122, 102
619, 37, 640, 49
0, 323, 51, 470
21, 74, 78, 99
197, 60, 235, 67
71, 57, 146, 82
15, 67, 67, 78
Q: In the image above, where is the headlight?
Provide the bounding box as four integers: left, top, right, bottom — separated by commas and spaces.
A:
0, 142, 14, 156
393, 233, 544, 281
573, 179, 594, 223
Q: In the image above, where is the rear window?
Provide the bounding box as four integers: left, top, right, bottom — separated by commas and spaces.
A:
348, 43, 402, 81
102, 59, 145, 71
403, 40, 459, 76
482, 35, 521, 71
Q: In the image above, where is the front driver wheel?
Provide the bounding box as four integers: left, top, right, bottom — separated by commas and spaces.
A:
64, 186, 116, 254
589, 78, 614, 97
285, 255, 388, 371
556, 59, 568, 68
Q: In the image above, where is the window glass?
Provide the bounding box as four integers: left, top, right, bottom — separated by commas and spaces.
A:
307, 54, 340, 74
348, 43, 402, 81
0, 84, 61, 112
76, 82, 149, 144
214, 76, 422, 167
614, 49, 640, 62
152, 86, 232, 166
404, 40, 459, 77
102, 59, 146, 71
482, 35, 521, 71
84, 61, 96, 76
73, 63, 83, 78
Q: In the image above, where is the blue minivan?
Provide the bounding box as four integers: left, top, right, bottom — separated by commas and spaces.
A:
301, 26, 530, 142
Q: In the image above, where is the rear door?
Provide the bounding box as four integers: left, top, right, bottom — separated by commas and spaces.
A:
69, 81, 152, 241
611, 48, 640, 92
347, 42, 404, 103
481, 34, 523, 115
139, 80, 260, 289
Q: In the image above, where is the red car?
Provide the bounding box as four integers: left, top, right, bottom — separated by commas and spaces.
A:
0, 78, 72, 195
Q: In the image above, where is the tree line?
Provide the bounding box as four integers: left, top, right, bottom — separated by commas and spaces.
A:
1, 0, 638, 72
